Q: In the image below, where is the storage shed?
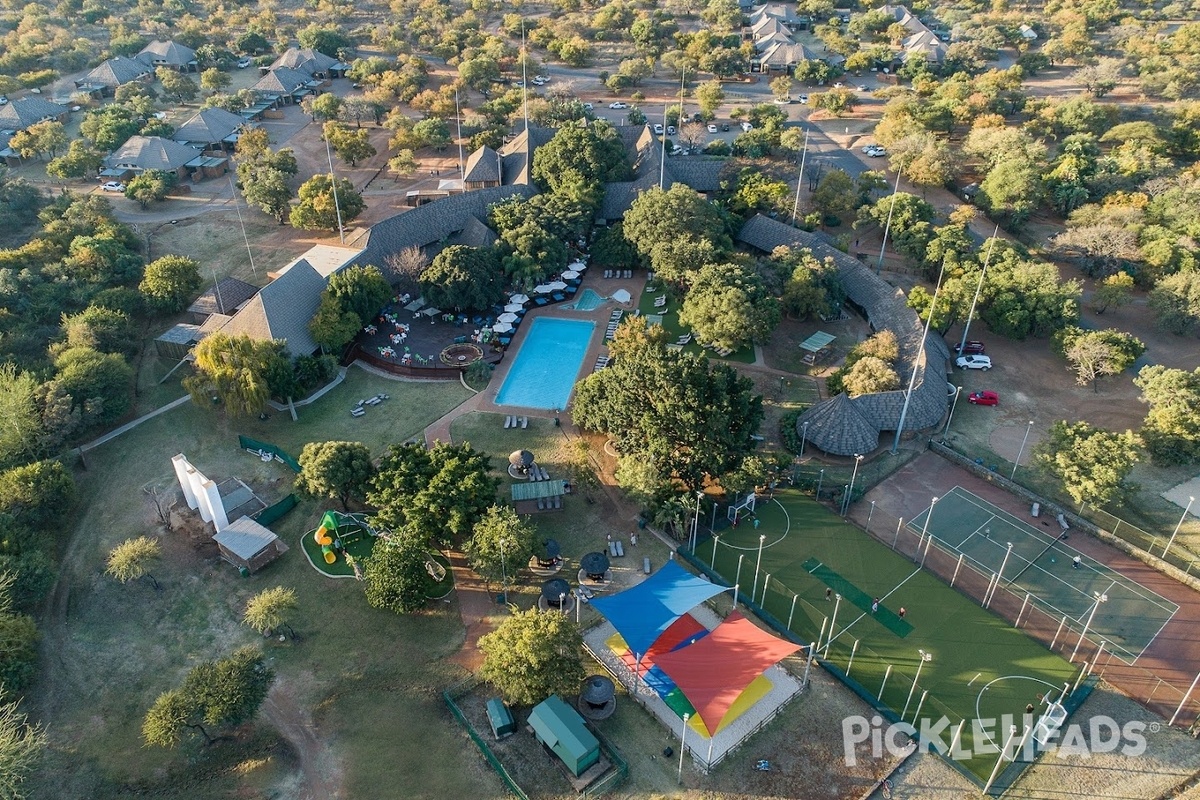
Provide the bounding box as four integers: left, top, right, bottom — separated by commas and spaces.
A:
154, 323, 203, 359
527, 695, 600, 777
486, 698, 516, 740
212, 516, 288, 573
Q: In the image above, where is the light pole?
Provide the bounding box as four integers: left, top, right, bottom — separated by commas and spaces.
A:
988, 542, 1013, 607
983, 724, 1019, 795
1011, 420, 1034, 481
499, 538, 511, 603
677, 712, 690, 784
825, 592, 842, 656
843, 454, 864, 517
1071, 591, 1107, 661
711, 534, 720, 569
691, 490, 704, 551
752, 534, 767, 601
1163, 496, 1195, 559
799, 421, 810, 460
943, 385, 962, 438
959, 225, 999, 355
876, 168, 903, 273
902, 649, 932, 720
918, 497, 939, 556
559, 592, 566, 613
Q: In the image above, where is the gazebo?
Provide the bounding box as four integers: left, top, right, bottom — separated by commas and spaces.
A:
539, 577, 574, 613
799, 330, 836, 365
508, 449, 535, 478
578, 675, 617, 720
579, 551, 611, 584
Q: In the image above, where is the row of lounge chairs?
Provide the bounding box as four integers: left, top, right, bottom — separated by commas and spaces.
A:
527, 465, 551, 481
350, 394, 389, 416
603, 269, 635, 279
653, 295, 668, 309
605, 309, 624, 341
503, 415, 528, 429
536, 495, 563, 510
592, 355, 610, 373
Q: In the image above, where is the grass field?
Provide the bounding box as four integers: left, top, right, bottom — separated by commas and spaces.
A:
635, 286, 756, 364
705, 489, 1080, 781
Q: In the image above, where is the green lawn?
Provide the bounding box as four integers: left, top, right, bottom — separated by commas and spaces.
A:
29, 375, 484, 799
636, 286, 757, 364
703, 489, 1079, 781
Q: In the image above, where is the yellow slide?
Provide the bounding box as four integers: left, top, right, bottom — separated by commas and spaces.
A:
315, 524, 336, 564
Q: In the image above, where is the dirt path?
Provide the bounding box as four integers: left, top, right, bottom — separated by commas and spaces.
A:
262, 679, 343, 800
446, 549, 500, 671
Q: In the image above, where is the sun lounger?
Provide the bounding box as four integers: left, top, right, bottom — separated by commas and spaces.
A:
604, 269, 612, 278
504, 416, 512, 429
537, 497, 545, 510
716, 347, 734, 357
614, 540, 624, 557
1031, 502, 1040, 518
608, 541, 619, 558
677, 334, 692, 345
521, 416, 528, 428
625, 270, 633, 278
643, 557, 651, 574
552, 495, 561, 509
540, 467, 550, 480
1057, 513, 1070, 531
351, 407, 365, 417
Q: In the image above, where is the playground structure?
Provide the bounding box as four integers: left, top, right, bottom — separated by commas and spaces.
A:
312, 511, 377, 566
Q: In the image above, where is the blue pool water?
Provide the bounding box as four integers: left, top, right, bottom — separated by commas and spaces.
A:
566, 288, 604, 311
495, 317, 595, 410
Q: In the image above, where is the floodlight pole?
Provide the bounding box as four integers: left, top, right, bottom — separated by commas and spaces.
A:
799, 421, 809, 460
678, 713, 689, 784
752, 534, 766, 601
1071, 592, 1107, 661
1011, 420, 1034, 481
902, 649, 931, 720
1163, 496, 1195, 558
988, 542, 1013, 606
959, 225, 999, 356
454, 87, 465, 177
943, 385, 962, 438
892, 256, 947, 454
323, 134, 345, 244
843, 454, 864, 517
876, 168, 903, 273
790, 128, 810, 227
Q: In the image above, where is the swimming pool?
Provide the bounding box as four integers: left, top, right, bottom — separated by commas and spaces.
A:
566, 288, 605, 311
495, 317, 596, 410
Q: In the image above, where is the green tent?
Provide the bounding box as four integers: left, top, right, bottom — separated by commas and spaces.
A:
527, 695, 600, 777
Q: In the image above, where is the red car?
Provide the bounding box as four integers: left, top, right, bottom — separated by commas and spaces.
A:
954, 340, 986, 355
968, 391, 999, 406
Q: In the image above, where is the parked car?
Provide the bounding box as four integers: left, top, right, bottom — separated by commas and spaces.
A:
666, 125, 676, 135
798, 94, 809, 104
582, 102, 593, 110
856, 84, 868, 92
707, 123, 718, 133
954, 340, 986, 355
653, 123, 664, 134
608, 101, 627, 109
0, 96, 8, 105
721, 122, 730, 131
741, 121, 753, 132
956, 354, 992, 370
237, 57, 252, 68
101, 181, 125, 193
535, 75, 549, 82
968, 391, 1000, 406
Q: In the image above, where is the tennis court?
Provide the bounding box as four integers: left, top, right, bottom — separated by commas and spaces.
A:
704, 489, 1080, 783
910, 487, 1178, 664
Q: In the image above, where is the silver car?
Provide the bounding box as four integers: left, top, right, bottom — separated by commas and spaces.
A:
956, 354, 992, 371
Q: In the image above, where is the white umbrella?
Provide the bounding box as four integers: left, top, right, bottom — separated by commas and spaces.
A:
534, 284, 553, 294
504, 303, 525, 312
569, 261, 586, 270
509, 293, 529, 304
498, 312, 519, 323
612, 289, 632, 303
561, 270, 579, 280
549, 281, 567, 290
493, 321, 514, 333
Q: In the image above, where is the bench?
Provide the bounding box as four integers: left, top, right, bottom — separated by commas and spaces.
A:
1030, 502, 1040, 518
1057, 513, 1070, 531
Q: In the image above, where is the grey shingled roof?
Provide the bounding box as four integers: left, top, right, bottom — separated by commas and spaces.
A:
213, 516, 278, 560
188, 277, 261, 317
173, 108, 246, 146
216, 259, 326, 357
80, 56, 151, 88
755, 42, 822, 68
348, 184, 536, 278
0, 97, 68, 131
597, 126, 729, 219
463, 145, 501, 184
498, 124, 555, 185
271, 47, 342, 76
737, 215, 949, 455
447, 215, 499, 249
136, 40, 198, 67
253, 68, 315, 95
106, 136, 200, 171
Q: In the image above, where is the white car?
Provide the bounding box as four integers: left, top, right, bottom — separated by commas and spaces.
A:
741, 121, 753, 132
237, 57, 252, 68
857, 84, 868, 92
608, 101, 627, 109
666, 125, 676, 135
707, 123, 718, 133
956, 354, 992, 371
101, 181, 125, 193
798, 94, 808, 104
653, 123, 664, 134
534, 75, 549, 82
0, 96, 7, 105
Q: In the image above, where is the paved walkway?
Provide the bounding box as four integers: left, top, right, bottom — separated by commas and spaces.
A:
79, 394, 192, 453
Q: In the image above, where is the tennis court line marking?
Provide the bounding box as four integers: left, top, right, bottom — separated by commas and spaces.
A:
834, 568, 922, 642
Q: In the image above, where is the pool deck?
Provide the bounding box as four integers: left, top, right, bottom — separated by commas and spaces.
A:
424, 269, 648, 444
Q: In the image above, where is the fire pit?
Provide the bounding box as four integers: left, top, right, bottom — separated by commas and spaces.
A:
439, 343, 483, 366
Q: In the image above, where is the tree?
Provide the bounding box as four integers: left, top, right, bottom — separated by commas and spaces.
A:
296, 441, 375, 511
411, 117, 451, 151
1136, 366, 1200, 466
61, 305, 136, 356
770, 75, 793, 102
51, 346, 133, 424
812, 88, 857, 117
368, 441, 499, 545
363, 531, 433, 614
695, 80, 725, 117
184, 333, 294, 415
9, 121, 67, 160
1075, 58, 1124, 98
47, 140, 103, 179
678, 263, 780, 351
419, 245, 504, 311
1091, 272, 1134, 314
236, 133, 298, 223
388, 150, 417, 179
980, 254, 1081, 339
156, 67, 198, 103
0, 460, 76, 529
243, 586, 298, 638
622, 184, 732, 283
479, 607, 585, 706
463, 505, 538, 588
0, 367, 46, 470
236, 32, 271, 54
289, 175, 365, 232
298, 25, 352, 58
143, 646, 274, 747
811, 169, 856, 224
1033, 421, 1140, 506
842, 356, 900, 396
200, 68, 231, 94
0, 692, 45, 796
241, 166, 293, 223
80, 106, 141, 151
1054, 327, 1145, 392
573, 321, 763, 493
1148, 272, 1200, 335
531, 123, 632, 194
139, 255, 202, 313
776, 248, 843, 320
105, 536, 162, 590
326, 265, 392, 325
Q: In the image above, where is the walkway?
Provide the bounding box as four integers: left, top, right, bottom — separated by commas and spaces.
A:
78, 394, 192, 453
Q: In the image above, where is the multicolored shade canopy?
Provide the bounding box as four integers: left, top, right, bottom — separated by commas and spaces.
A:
590, 560, 726, 657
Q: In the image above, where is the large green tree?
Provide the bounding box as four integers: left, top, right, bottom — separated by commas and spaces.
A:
677, 263, 780, 351
980, 251, 1081, 340
478, 607, 585, 706
139, 255, 201, 313
183, 333, 294, 415
363, 530, 433, 614
326, 265, 392, 325
1148, 272, 1200, 335
243, 586, 298, 638
51, 346, 133, 424
290, 175, 365, 232
531, 122, 632, 194
621, 184, 733, 283
295, 441, 375, 511
1053, 326, 1145, 392
573, 321, 763, 494
1033, 421, 1141, 506
1135, 365, 1200, 466
105, 536, 162, 590
419, 246, 504, 312
367, 441, 499, 545
463, 505, 538, 588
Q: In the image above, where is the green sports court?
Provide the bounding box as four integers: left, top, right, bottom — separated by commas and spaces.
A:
703, 488, 1084, 782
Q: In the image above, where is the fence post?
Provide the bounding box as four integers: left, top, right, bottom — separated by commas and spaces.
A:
949, 720, 965, 757
912, 690, 928, 724
847, 639, 859, 677
893, 517, 903, 549
787, 593, 798, 630
1016, 592, 1031, 627
879, 664, 892, 700
760, 573, 771, 606
1089, 641, 1105, 676
1169, 671, 1200, 727
802, 642, 815, 689
1148, 678, 1163, 706
1050, 615, 1067, 650
951, 553, 964, 587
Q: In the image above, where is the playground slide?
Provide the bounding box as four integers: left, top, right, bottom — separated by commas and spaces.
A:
314, 510, 340, 564
321, 545, 336, 564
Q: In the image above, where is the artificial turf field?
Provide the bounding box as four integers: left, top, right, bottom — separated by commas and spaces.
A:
702, 489, 1080, 781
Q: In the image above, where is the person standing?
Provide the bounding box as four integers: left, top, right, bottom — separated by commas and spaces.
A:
825, 588, 833, 601
1072, 555, 1081, 570
871, 598, 880, 614
898, 607, 906, 619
